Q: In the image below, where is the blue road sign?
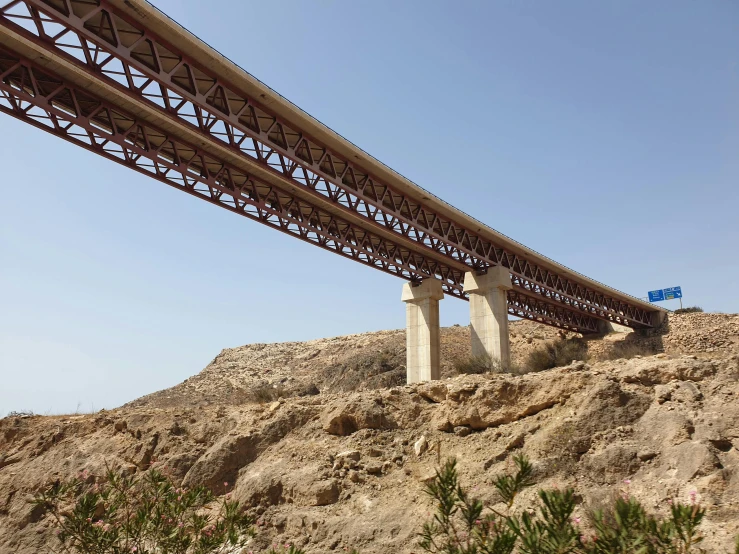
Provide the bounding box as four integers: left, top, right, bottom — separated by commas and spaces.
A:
648, 289, 665, 302
663, 286, 682, 300
648, 286, 682, 302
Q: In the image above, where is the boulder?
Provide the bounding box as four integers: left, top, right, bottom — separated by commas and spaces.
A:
234, 469, 284, 508
636, 405, 694, 448
322, 398, 395, 436
580, 444, 640, 484
182, 433, 256, 491
414, 436, 428, 457
417, 383, 448, 403
572, 380, 651, 438
163, 451, 200, 482
619, 358, 717, 386
654, 384, 672, 404
335, 450, 361, 465
666, 441, 720, 481
307, 479, 340, 506
439, 372, 590, 431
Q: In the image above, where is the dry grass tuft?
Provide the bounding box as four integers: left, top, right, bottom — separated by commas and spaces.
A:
525, 338, 588, 373
249, 385, 286, 404
454, 353, 521, 375
674, 306, 703, 314
603, 341, 658, 360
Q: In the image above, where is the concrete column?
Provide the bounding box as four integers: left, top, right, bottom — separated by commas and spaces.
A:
597, 319, 632, 335
463, 266, 513, 368
651, 310, 668, 328
401, 278, 444, 384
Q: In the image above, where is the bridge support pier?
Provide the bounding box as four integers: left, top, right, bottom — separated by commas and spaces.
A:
402, 279, 444, 384
464, 267, 513, 368
597, 319, 632, 334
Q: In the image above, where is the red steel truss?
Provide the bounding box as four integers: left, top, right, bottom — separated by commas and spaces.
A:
0, 0, 661, 332
0, 47, 602, 333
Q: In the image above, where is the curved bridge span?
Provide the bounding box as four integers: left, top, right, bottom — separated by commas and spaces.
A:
0, 0, 666, 380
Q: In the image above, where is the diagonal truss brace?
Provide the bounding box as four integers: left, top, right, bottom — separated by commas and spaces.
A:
0, 0, 656, 329
0, 45, 604, 334
0, 48, 458, 295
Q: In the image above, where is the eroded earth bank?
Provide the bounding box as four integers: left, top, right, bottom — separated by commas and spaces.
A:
2, 313, 739, 553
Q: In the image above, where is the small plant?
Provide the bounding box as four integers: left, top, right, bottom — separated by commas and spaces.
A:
508, 488, 580, 554
454, 353, 492, 375
32, 465, 254, 554
674, 306, 703, 314
587, 495, 705, 553
420, 455, 715, 554
6, 410, 34, 417
419, 458, 516, 554
492, 454, 535, 508
525, 338, 588, 373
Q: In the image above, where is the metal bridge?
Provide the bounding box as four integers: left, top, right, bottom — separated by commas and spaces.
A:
0, 0, 666, 337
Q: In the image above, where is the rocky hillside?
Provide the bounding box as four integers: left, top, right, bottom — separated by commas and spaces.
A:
126, 312, 739, 410
2, 312, 739, 553
125, 319, 566, 410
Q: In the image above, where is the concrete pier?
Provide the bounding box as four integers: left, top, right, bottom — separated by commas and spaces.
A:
463, 266, 513, 368
597, 319, 632, 335
401, 278, 444, 383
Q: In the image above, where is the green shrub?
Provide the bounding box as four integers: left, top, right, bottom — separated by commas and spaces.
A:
525, 338, 588, 373
509, 488, 580, 553
492, 454, 535, 508
420, 455, 710, 554
419, 457, 521, 554
32, 466, 254, 554
587, 495, 705, 553
674, 306, 703, 314
24, 456, 734, 554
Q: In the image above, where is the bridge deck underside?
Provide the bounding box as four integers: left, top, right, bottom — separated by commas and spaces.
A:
0, 0, 663, 335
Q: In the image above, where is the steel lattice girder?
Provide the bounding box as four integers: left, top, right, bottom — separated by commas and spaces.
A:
0, 46, 605, 334
506, 291, 601, 334
0, 48, 454, 292
0, 0, 658, 330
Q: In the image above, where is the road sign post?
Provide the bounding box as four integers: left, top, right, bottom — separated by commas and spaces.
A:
648, 286, 683, 309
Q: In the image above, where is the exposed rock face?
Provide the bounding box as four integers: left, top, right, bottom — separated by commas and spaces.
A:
321, 397, 396, 436
1, 314, 739, 553
124, 320, 572, 410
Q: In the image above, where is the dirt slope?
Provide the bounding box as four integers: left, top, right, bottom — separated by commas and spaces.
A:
125, 319, 567, 410
125, 313, 739, 410
2, 313, 739, 553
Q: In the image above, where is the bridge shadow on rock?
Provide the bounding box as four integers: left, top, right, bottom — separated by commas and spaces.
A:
592, 317, 669, 361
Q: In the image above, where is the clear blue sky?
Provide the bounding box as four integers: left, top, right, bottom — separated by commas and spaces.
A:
1, 1, 737, 415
